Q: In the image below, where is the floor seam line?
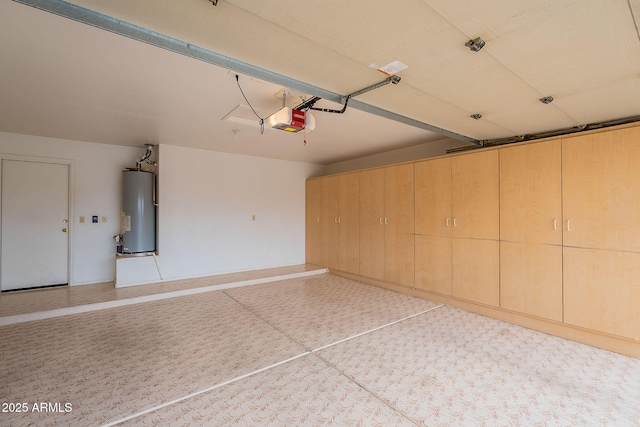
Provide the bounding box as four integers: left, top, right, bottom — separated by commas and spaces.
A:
313, 348, 421, 426
311, 304, 445, 353
101, 352, 312, 427
221, 290, 311, 351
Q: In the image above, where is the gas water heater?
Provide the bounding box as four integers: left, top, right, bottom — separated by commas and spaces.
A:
118, 145, 157, 254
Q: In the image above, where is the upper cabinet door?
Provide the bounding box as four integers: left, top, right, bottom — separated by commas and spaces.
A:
415, 157, 452, 237
384, 163, 415, 236
562, 127, 640, 252
500, 140, 562, 245
451, 150, 499, 240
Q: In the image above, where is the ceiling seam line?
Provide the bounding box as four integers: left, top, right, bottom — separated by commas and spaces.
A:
423, 1, 582, 127
481, 49, 582, 127
389, 79, 518, 137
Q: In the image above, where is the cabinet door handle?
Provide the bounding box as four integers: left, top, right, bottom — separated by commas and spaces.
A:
385, 217, 388, 225
379, 217, 383, 225
446, 217, 450, 227
338, 216, 341, 223
334, 217, 338, 223
317, 216, 320, 222
553, 219, 557, 230
453, 218, 457, 227
566, 219, 570, 231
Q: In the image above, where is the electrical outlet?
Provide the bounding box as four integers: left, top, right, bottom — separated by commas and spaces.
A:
92, 215, 98, 223
102, 216, 107, 223
79, 216, 85, 223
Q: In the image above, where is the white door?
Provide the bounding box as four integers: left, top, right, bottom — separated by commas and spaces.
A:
1, 160, 69, 291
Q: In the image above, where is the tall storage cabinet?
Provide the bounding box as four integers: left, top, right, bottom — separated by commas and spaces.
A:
305, 174, 359, 273
359, 168, 385, 280
305, 178, 323, 266
415, 150, 499, 306
305, 176, 339, 268
450, 150, 500, 306
337, 173, 360, 274
499, 140, 563, 321
562, 127, 640, 340
359, 163, 414, 287
415, 157, 452, 295
384, 163, 415, 287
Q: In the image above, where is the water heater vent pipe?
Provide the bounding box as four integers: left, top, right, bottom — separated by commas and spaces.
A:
136, 144, 156, 169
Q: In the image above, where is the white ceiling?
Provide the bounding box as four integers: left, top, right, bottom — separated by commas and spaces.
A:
2, 0, 640, 165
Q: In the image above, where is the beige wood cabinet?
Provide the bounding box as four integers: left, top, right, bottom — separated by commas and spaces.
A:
415, 235, 452, 295
499, 140, 563, 320
359, 164, 414, 286
337, 173, 360, 274
452, 238, 499, 306
562, 126, 640, 253
415, 151, 499, 305
307, 124, 640, 355
319, 176, 339, 269
500, 241, 563, 321
415, 157, 451, 237
305, 178, 322, 266
305, 176, 339, 268
415, 158, 452, 295
564, 247, 640, 340
500, 140, 562, 245
561, 127, 640, 340
306, 174, 359, 273
451, 150, 499, 240
452, 151, 499, 305
359, 168, 385, 280
384, 163, 415, 286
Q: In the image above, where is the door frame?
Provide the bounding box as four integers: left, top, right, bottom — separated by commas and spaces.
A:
0, 153, 75, 288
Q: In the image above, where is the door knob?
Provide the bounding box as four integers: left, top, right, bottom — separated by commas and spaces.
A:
62, 228, 68, 233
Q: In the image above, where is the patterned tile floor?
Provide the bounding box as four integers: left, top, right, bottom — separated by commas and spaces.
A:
1, 270, 639, 426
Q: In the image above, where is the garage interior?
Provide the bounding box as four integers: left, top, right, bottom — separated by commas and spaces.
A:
1, 0, 640, 425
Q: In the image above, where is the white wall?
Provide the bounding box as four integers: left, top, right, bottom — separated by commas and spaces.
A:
0, 132, 141, 285
0, 134, 324, 286
156, 144, 322, 280
321, 138, 473, 176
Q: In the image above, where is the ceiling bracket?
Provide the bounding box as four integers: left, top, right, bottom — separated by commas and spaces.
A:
295, 75, 400, 115
340, 75, 401, 104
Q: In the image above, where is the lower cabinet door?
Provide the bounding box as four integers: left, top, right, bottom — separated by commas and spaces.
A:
564, 247, 640, 340
415, 235, 452, 295
500, 241, 563, 321
452, 238, 499, 307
